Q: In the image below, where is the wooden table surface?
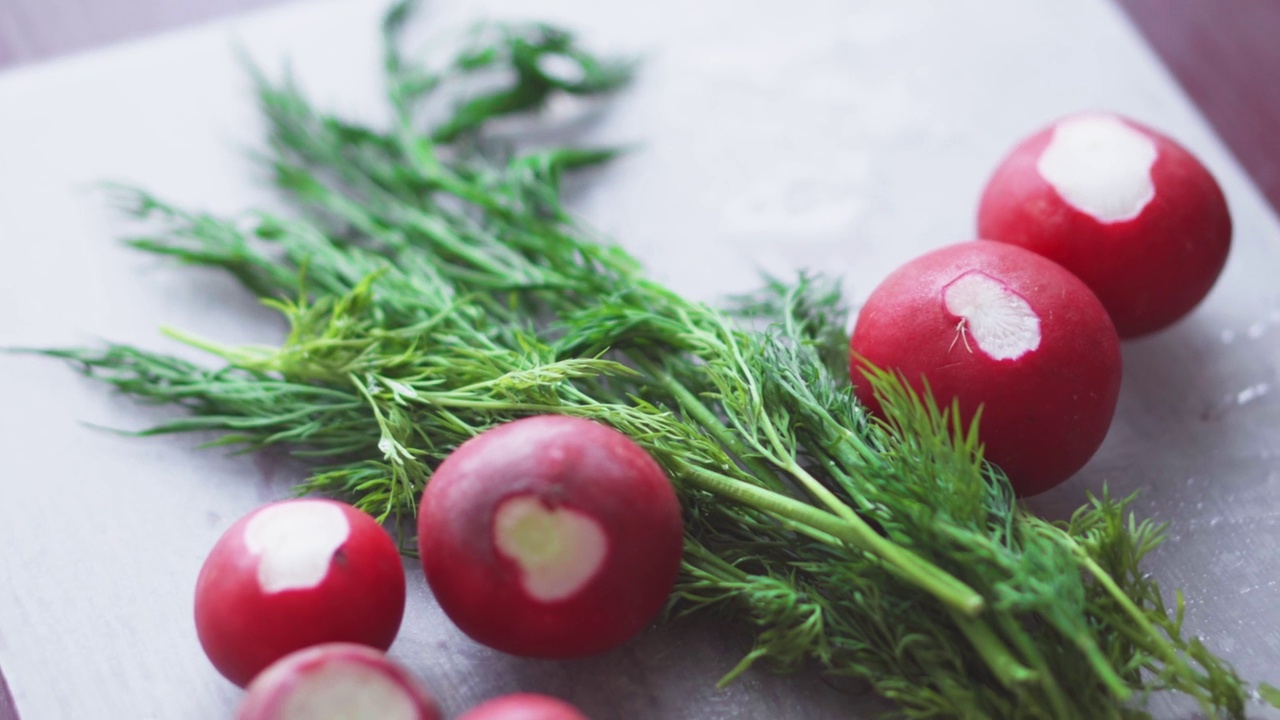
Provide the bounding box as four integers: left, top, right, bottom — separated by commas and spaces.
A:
1, 2, 1278, 719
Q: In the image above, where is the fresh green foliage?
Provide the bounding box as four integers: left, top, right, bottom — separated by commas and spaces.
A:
38, 2, 1273, 717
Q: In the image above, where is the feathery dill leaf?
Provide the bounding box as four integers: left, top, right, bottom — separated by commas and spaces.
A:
34, 1, 1275, 717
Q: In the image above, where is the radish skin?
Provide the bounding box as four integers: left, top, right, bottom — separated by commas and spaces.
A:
457, 693, 590, 720
236, 643, 441, 720
418, 415, 683, 658
851, 241, 1122, 496
194, 499, 406, 687
978, 111, 1231, 337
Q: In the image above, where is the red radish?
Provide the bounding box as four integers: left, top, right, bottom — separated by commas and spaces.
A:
194, 498, 406, 687
457, 693, 590, 720
850, 241, 1122, 496
417, 415, 683, 659
977, 111, 1231, 337
236, 643, 441, 720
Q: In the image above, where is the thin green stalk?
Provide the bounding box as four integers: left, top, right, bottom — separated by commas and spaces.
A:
948, 610, 1037, 689
992, 613, 1082, 720
784, 461, 869, 529
1076, 549, 1208, 693
644, 360, 790, 496
678, 464, 984, 616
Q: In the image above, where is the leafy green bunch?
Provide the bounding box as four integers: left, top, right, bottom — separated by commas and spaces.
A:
42, 2, 1277, 717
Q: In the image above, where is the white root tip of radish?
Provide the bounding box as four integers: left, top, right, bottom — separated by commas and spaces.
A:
493, 495, 609, 602
267, 662, 422, 720
244, 500, 351, 594
1036, 114, 1157, 223
943, 272, 1041, 361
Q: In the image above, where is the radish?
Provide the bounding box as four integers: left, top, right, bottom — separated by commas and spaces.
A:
236, 643, 441, 720
977, 111, 1231, 337
194, 499, 407, 687
417, 415, 683, 658
456, 693, 590, 720
850, 241, 1122, 496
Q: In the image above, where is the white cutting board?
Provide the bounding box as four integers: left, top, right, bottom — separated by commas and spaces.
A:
2, 1, 1279, 718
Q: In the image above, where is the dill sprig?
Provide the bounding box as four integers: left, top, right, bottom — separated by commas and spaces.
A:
36, 2, 1277, 717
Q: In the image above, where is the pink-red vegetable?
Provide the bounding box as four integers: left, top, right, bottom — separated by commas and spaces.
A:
977, 111, 1231, 337
417, 415, 683, 659
236, 643, 441, 720
194, 499, 406, 687
456, 693, 590, 720
850, 241, 1122, 496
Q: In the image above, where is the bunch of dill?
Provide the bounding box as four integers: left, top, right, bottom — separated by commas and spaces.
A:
40, 3, 1278, 717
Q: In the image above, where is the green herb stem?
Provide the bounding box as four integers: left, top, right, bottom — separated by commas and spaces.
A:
678, 464, 984, 616
644, 359, 789, 495
949, 610, 1037, 689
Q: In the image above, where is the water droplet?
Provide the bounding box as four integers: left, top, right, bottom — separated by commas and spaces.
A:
1220, 329, 1236, 344
1247, 322, 1267, 339
536, 53, 586, 86
1236, 383, 1270, 405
